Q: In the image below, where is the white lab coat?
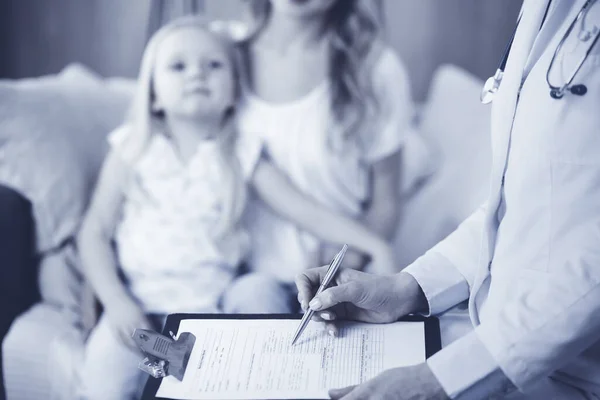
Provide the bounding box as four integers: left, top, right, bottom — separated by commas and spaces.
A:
404, 0, 600, 398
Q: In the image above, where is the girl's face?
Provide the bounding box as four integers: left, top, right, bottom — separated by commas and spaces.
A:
152, 27, 235, 120
269, 0, 337, 19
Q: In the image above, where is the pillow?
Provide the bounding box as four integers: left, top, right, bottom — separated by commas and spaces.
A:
398, 122, 437, 199
0, 64, 133, 254
394, 64, 492, 268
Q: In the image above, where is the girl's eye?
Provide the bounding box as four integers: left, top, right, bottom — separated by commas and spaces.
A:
170, 61, 185, 71
208, 60, 223, 69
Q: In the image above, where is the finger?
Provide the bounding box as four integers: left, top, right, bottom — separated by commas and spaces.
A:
310, 282, 363, 311
325, 321, 339, 338
117, 327, 133, 350
338, 385, 370, 400
125, 320, 148, 351
123, 326, 140, 351
319, 310, 337, 321
298, 292, 309, 312
295, 266, 330, 304
329, 385, 357, 399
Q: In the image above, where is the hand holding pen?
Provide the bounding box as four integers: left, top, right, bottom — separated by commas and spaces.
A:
291, 244, 348, 345
294, 251, 427, 339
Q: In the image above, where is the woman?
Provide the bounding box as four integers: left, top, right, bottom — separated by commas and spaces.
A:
229, 0, 413, 311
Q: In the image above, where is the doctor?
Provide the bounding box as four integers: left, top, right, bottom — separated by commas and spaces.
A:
296, 0, 600, 398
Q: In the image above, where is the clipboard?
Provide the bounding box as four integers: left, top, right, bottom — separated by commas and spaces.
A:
141, 313, 441, 400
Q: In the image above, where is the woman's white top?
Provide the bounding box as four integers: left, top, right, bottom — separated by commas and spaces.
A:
238, 48, 413, 282
108, 126, 262, 313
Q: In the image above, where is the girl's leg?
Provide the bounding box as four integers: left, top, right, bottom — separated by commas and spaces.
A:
221, 273, 298, 313
77, 315, 147, 400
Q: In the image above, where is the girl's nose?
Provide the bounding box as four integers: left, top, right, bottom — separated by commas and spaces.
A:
188, 63, 208, 80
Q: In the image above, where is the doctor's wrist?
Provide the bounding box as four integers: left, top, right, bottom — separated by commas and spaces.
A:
394, 272, 429, 317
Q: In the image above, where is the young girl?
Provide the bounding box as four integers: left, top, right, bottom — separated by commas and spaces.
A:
237, 0, 413, 291
76, 16, 394, 400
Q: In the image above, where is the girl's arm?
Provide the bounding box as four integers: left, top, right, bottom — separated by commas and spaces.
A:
250, 159, 396, 274
77, 151, 151, 346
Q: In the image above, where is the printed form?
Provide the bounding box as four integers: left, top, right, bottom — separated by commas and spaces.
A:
156, 319, 425, 400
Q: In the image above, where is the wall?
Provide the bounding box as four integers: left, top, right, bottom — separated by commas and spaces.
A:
0, 0, 522, 100
0, 0, 151, 78
385, 0, 522, 100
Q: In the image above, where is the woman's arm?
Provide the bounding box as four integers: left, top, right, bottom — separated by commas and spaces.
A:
320, 149, 402, 271
250, 159, 396, 273
362, 149, 402, 238
322, 49, 410, 271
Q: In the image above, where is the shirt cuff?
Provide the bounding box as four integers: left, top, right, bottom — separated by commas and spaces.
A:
427, 329, 517, 399
403, 252, 469, 316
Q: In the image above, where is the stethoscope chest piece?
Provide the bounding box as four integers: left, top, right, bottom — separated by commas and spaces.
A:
550, 83, 588, 99
570, 84, 588, 95
481, 70, 504, 104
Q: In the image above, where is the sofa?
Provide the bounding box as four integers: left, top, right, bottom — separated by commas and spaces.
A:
0, 65, 135, 399
0, 63, 491, 399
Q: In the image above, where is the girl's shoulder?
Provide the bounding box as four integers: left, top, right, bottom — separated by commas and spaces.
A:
106, 124, 164, 170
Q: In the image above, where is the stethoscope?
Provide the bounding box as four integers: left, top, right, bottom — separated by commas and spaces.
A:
481, 0, 600, 104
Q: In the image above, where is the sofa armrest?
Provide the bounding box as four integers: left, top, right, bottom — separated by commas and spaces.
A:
0, 184, 40, 333
0, 184, 40, 397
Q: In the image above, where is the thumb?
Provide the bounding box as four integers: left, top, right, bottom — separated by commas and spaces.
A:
329, 385, 357, 399
310, 282, 363, 311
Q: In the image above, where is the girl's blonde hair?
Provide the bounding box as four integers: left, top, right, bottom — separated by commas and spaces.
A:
245, 0, 383, 149
120, 15, 246, 238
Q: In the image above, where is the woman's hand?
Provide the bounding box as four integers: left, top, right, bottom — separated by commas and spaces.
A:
104, 295, 152, 351
295, 267, 428, 336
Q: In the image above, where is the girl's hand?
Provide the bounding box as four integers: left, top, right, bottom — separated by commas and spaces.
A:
104, 296, 152, 351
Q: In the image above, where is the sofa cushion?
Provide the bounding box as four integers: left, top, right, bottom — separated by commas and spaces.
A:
0, 64, 133, 254
394, 64, 492, 268
2, 303, 86, 400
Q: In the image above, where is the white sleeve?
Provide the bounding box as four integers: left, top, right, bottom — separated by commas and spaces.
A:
363, 48, 414, 163
235, 128, 265, 180
106, 125, 130, 150
403, 202, 487, 315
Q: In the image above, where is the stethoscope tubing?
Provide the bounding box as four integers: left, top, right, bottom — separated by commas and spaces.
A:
481, 0, 599, 103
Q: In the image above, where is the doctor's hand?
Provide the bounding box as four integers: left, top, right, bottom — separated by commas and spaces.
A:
295, 268, 428, 336
329, 363, 448, 400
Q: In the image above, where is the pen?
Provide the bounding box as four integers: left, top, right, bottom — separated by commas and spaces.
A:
291, 244, 348, 346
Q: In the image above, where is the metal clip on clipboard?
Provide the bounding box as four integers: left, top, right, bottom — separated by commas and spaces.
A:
132, 328, 196, 381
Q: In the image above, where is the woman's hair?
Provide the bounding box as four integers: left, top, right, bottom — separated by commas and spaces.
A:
120, 15, 246, 238
245, 0, 383, 148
